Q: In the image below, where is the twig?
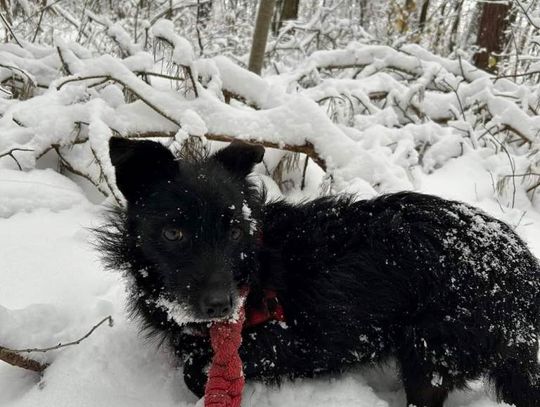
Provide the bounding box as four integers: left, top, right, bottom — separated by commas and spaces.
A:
90, 146, 122, 205
56, 47, 73, 75
515, 0, 540, 29
0, 316, 113, 373
183, 65, 199, 97
222, 89, 259, 109
135, 71, 185, 82
56, 75, 181, 127
149, 0, 211, 25
31, 7, 46, 43
12, 0, 64, 30
0, 148, 34, 170
55, 146, 110, 197
501, 172, 540, 179
527, 180, 540, 193
153, 35, 199, 98
0, 12, 22, 47
494, 70, 540, 81
0, 64, 37, 88
6, 316, 113, 354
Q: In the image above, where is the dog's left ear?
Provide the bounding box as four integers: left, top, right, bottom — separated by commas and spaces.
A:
109, 137, 179, 203
213, 140, 265, 177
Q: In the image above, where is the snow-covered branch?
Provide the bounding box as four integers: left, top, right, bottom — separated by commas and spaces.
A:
1, 19, 540, 204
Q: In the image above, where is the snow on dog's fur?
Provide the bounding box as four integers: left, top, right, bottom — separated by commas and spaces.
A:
95, 137, 540, 407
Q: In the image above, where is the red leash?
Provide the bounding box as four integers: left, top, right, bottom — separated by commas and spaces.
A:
204, 289, 248, 407
204, 287, 286, 407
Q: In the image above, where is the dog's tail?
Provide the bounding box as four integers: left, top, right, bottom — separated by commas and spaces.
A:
489, 320, 540, 407
490, 357, 540, 407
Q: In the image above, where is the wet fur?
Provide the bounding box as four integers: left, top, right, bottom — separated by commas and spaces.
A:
96, 138, 540, 407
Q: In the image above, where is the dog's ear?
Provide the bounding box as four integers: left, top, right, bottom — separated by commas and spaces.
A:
213, 140, 265, 177
109, 137, 178, 203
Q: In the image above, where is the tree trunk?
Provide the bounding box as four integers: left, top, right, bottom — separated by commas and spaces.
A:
281, 0, 299, 20
473, 1, 511, 72
272, 0, 299, 34
248, 0, 277, 75
449, 0, 464, 52
359, 0, 368, 27
418, 0, 430, 33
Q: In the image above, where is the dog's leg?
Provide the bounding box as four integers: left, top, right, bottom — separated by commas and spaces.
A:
400, 369, 449, 407
488, 341, 540, 407
395, 323, 471, 407
398, 342, 449, 407
176, 335, 212, 398
182, 349, 211, 398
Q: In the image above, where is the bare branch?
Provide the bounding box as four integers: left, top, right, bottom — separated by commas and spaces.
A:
89, 147, 122, 205
0, 12, 22, 47
0, 316, 113, 373
0, 348, 48, 372
0, 147, 34, 170
56, 75, 181, 127
55, 146, 110, 197
7, 316, 113, 354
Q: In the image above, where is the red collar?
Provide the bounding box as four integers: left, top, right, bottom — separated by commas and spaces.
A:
243, 231, 286, 327
244, 289, 286, 327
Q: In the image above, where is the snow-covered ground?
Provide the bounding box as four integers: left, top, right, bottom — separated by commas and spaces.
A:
1, 153, 539, 407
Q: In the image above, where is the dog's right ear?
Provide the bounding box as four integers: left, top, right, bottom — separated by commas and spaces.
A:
109, 137, 178, 203
213, 140, 265, 178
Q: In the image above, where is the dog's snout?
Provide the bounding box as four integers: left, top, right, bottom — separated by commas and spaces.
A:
201, 290, 233, 319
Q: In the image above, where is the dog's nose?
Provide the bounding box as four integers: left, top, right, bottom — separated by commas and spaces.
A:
201, 291, 232, 319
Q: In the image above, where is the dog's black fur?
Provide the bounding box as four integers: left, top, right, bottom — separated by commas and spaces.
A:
96, 137, 540, 407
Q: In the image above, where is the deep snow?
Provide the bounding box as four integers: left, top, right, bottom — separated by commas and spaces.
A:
1, 153, 539, 407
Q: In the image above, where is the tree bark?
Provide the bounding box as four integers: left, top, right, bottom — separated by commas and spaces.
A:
0, 347, 48, 372
281, 0, 299, 20
272, 0, 299, 34
248, 0, 277, 75
473, 1, 511, 72
418, 0, 430, 32
359, 0, 368, 27
449, 0, 465, 52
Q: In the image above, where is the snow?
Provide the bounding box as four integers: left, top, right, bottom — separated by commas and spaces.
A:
1, 152, 538, 407
1, 12, 539, 407
151, 19, 195, 67
0, 169, 87, 217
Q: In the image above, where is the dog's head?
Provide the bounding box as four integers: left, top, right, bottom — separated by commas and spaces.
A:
105, 137, 264, 324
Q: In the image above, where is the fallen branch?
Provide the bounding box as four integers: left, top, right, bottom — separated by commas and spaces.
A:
129, 131, 327, 171
0, 348, 48, 372
0, 316, 113, 373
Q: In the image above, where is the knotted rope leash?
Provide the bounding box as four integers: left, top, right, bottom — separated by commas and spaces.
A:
204, 288, 248, 407
204, 287, 286, 407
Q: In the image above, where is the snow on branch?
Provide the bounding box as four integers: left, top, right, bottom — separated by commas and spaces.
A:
1, 19, 540, 203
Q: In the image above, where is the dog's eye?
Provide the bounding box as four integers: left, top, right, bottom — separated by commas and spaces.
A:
162, 227, 184, 242
230, 227, 243, 241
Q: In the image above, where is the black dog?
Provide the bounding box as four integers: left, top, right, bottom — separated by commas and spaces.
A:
96, 137, 540, 407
